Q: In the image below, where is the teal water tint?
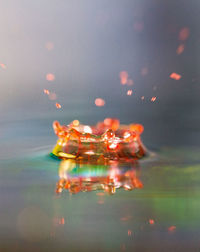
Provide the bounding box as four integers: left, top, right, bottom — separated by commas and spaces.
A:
65, 161, 138, 177
1, 120, 200, 251
1, 148, 200, 251
69, 163, 109, 177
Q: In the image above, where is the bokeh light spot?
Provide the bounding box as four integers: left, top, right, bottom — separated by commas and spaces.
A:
176, 44, 185, 55
151, 97, 156, 102
149, 219, 155, 225
95, 98, 105, 107
127, 90, 133, 96
179, 27, 189, 41
55, 103, 61, 109
43, 89, 49, 95
119, 71, 128, 85
0, 63, 6, 69
73, 120, 80, 127
46, 73, 55, 81
168, 225, 176, 232
170, 72, 182, 80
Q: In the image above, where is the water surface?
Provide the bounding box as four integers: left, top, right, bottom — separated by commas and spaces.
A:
1, 118, 200, 251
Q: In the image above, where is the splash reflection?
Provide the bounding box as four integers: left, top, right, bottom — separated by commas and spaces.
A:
56, 159, 143, 195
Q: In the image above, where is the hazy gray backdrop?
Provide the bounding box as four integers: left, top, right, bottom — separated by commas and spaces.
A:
0, 0, 199, 147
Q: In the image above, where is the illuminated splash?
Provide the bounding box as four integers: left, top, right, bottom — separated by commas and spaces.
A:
56, 159, 143, 195
51, 118, 146, 160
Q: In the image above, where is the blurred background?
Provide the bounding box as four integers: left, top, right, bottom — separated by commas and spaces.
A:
0, 0, 199, 149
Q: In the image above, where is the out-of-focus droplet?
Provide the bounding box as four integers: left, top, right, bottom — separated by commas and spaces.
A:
179, 27, 189, 41
55, 103, 61, 109
61, 217, 65, 225
130, 124, 144, 134
127, 90, 133, 96
141, 96, 145, 100
46, 73, 55, 81
45, 41, 54, 51
151, 97, 156, 102
0, 63, 6, 69
95, 98, 105, 107
43, 89, 49, 95
53, 217, 65, 226
149, 219, 155, 225
119, 71, 128, 85
170, 72, 181, 80
104, 118, 112, 126
168, 225, 176, 232
176, 44, 185, 55
103, 118, 119, 131
73, 120, 80, 127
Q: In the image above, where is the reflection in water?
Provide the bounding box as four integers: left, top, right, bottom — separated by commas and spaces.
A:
56, 159, 143, 195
